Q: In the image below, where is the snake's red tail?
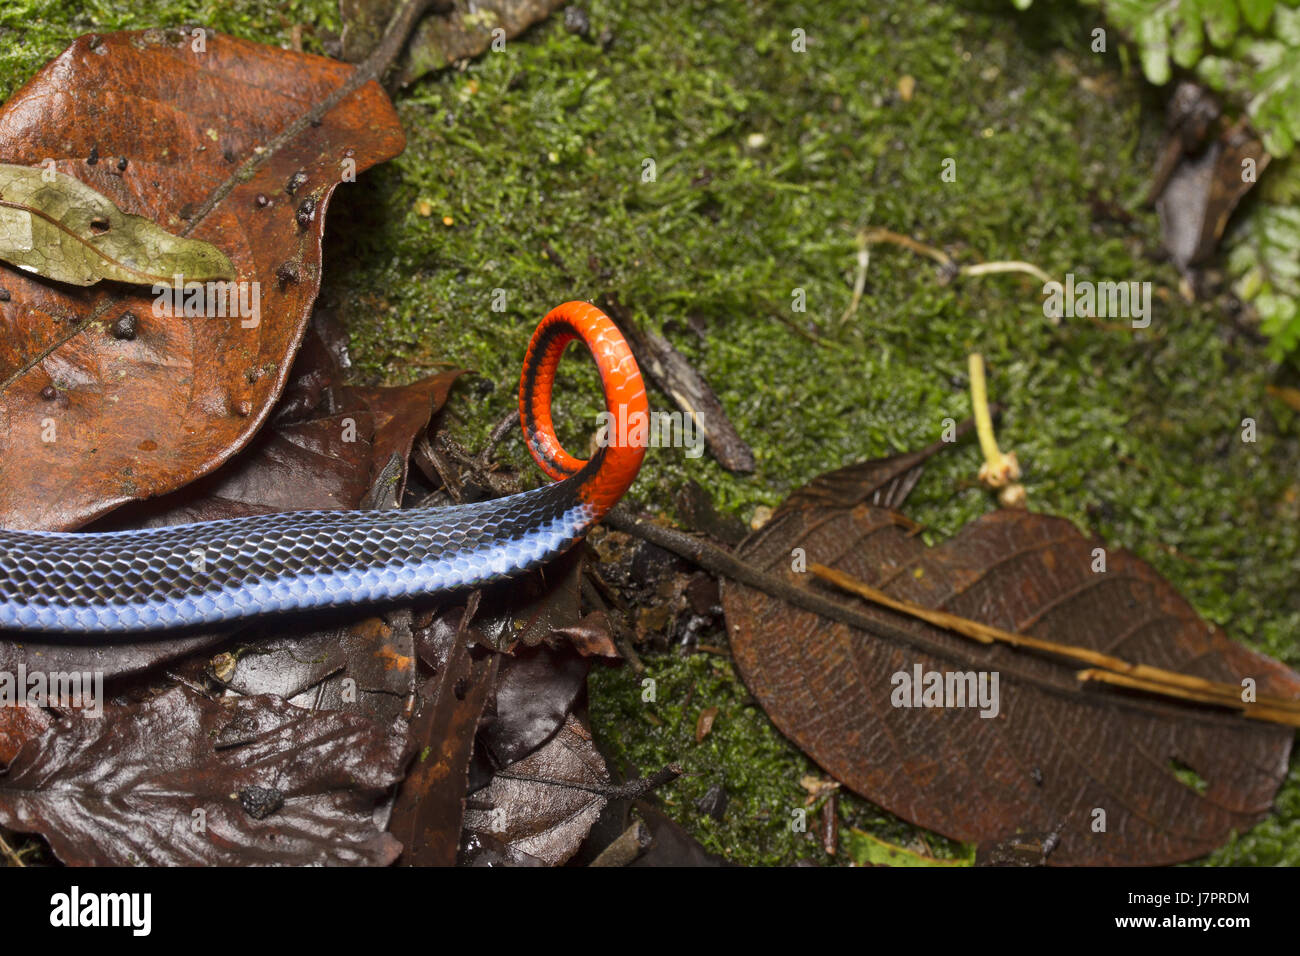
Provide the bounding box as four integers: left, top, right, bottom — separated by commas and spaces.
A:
519, 301, 648, 517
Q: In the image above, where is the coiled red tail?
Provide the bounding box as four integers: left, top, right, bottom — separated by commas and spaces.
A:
519, 301, 648, 516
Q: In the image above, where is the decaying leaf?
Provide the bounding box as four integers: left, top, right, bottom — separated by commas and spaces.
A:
1155, 118, 1270, 274
0, 704, 52, 767
220, 612, 418, 724
721, 453, 1300, 865
478, 643, 591, 768
390, 606, 498, 866
0, 687, 406, 865
0, 31, 405, 531
0, 163, 235, 286
461, 712, 610, 866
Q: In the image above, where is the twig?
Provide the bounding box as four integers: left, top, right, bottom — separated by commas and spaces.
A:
0, 829, 26, 868
494, 763, 684, 801
767, 308, 840, 350
603, 506, 1294, 727
475, 407, 521, 468
810, 562, 1300, 727
860, 227, 1055, 287
601, 295, 757, 473
962, 261, 1054, 285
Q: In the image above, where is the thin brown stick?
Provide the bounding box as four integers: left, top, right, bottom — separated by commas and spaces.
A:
861, 227, 1055, 286
809, 562, 1300, 726
1078, 670, 1300, 727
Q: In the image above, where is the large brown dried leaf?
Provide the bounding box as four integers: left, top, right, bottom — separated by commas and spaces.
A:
722, 463, 1300, 866
0, 686, 406, 865
0, 30, 405, 530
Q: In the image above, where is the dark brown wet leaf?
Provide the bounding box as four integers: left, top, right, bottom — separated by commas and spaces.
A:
390, 606, 498, 866
0, 686, 406, 865
0, 704, 52, 767
471, 547, 585, 653
0, 30, 405, 531
220, 611, 418, 724
453, 549, 601, 786
478, 643, 590, 768
722, 455, 1300, 865
461, 711, 609, 866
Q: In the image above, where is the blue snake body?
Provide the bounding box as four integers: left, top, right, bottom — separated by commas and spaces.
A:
0, 302, 646, 638
0, 480, 594, 634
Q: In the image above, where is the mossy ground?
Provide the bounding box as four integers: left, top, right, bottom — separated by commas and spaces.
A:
3, 0, 1298, 865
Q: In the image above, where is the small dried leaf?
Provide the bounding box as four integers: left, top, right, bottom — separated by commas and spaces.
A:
0, 163, 234, 286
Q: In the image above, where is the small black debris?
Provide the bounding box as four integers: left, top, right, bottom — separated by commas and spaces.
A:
285, 169, 309, 195
111, 312, 138, 340
238, 785, 285, 820
695, 784, 728, 822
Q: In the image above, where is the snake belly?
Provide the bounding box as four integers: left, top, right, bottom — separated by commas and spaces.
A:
0, 302, 647, 635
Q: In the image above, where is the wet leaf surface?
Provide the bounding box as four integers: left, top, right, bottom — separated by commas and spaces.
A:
390, 607, 498, 866
0, 31, 405, 531
478, 643, 590, 768
0, 686, 406, 865
722, 455, 1300, 865
461, 711, 609, 866
0, 703, 52, 767
223, 611, 418, 725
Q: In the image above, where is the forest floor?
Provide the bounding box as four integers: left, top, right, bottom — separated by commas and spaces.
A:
3, 0, 1298, 865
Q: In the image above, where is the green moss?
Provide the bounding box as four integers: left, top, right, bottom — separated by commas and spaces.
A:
0, 0, 341, 101
5, 0, 1298, 866
588, 647, 971, 866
